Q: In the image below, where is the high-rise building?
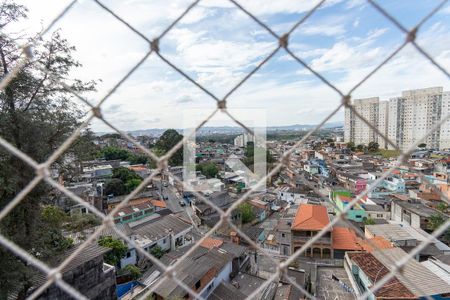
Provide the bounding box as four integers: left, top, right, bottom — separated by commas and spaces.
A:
345, 87, 450, 150
344, 97, 379, 146
440, 91, 450, 149
233, 132, 254, 147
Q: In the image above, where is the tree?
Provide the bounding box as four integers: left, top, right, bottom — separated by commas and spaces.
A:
356, 144, 365, 152
104, 178, 127, 196
150, 245, 164, 259
99, 146, 149, 165
100, 146, 130, 161
238, 203, 255, 224
436, 202, 449, 213
427, 213, 450, 243
98, 236, 128, 266
346, 141, 355, 151
64, 212, 101, 232
121, 264, 141, 280
113, 167, 140, 182
368, 142, 379, 152
364, 217, 376, 225
197, 162, 218, 178
418, 143, 427, 149
0, 2, 95, 296
104, 167, 142, 196
428, 213, 446, 231
154, 129, 183, 166
125, 178, 142, 193
41, 205, 66, 227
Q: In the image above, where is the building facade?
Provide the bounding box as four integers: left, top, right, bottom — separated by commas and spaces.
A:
345, 87, 450, 150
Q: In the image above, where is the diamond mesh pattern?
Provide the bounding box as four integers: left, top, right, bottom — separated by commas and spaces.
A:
0, 0, 449, 299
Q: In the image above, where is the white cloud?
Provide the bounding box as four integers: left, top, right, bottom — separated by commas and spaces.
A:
5, 0, 450, 131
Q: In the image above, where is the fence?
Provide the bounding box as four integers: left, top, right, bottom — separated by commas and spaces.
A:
0, 0, 449, 299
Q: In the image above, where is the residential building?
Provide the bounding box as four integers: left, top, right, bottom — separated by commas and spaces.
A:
345, 248, 450, 299
441, 91, 450, 149
28, 243, 116, 300
290, 204, 333, 258
365, 223, 450, 259
233, 132, 254, 147
345, 87, 450, 150
112, 200, 155, 224
345, 97, 379, 146
329, 191, 366, 222
390, 199, 440, 230
143, 241, 248, 300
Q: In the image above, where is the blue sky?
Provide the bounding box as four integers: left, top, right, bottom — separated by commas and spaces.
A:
8, 0, 450, 131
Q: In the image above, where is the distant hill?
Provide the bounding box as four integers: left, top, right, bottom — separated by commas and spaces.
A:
96, 121, 344, 137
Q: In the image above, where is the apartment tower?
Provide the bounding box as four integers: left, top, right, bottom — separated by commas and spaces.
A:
345, 87, 450, 150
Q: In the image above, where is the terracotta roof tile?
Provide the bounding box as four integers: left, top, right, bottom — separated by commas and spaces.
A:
291, 204, 329, 231
357, 236, 393, 252
348, 252, 415, 299
150, 199, 167, 208
332, 227, 362, 250
200, 237, 224, 250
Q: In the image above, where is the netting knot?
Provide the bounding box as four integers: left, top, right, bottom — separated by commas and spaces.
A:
103, 216, 114, 228
406, 28, 417, 43
342, 94, 351, 107
165, 265, 176, 278
92, 106, 102, 119
151, 38, 160, 52
157, 159, 168, 171
217, 100, 227, 111
36, 164, 50, 178
48, 268, 62, 282
279, 34, 289, 48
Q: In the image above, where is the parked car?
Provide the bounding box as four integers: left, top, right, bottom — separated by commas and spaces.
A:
179, 200, 186, 207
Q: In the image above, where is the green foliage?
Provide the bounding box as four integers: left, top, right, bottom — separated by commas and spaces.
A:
104, 167, 142, 196
356, 144, 365, 152
346, 141, 355, 151
71, 129, 100, 161
41, 205, 66, 227
0, 2, 96, 296
98, 236, 128, 266
150, 245, 164, 259
104, 178, 127, 196
427, 213, 450, 243
113, 167, 141, 182
120, 264, 141, 280
242, 143, 274, 171
418, 143, 427, 148
64, 213, 102, 232
367, 142, 379, 152
100, 146, 149, 165
154, 129, 183, 166
364, 217, 376, 225
238, 203, 255, 224
196, 162, 218, 178
100, 146, 130, 160
436, 202, 449, 213
125, 178, 142, 192
428, 214, 446, 231
373, 149, 401, 158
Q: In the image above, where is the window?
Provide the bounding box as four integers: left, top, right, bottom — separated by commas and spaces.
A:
281, 233, 285, 238
126, 251, 131, 258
